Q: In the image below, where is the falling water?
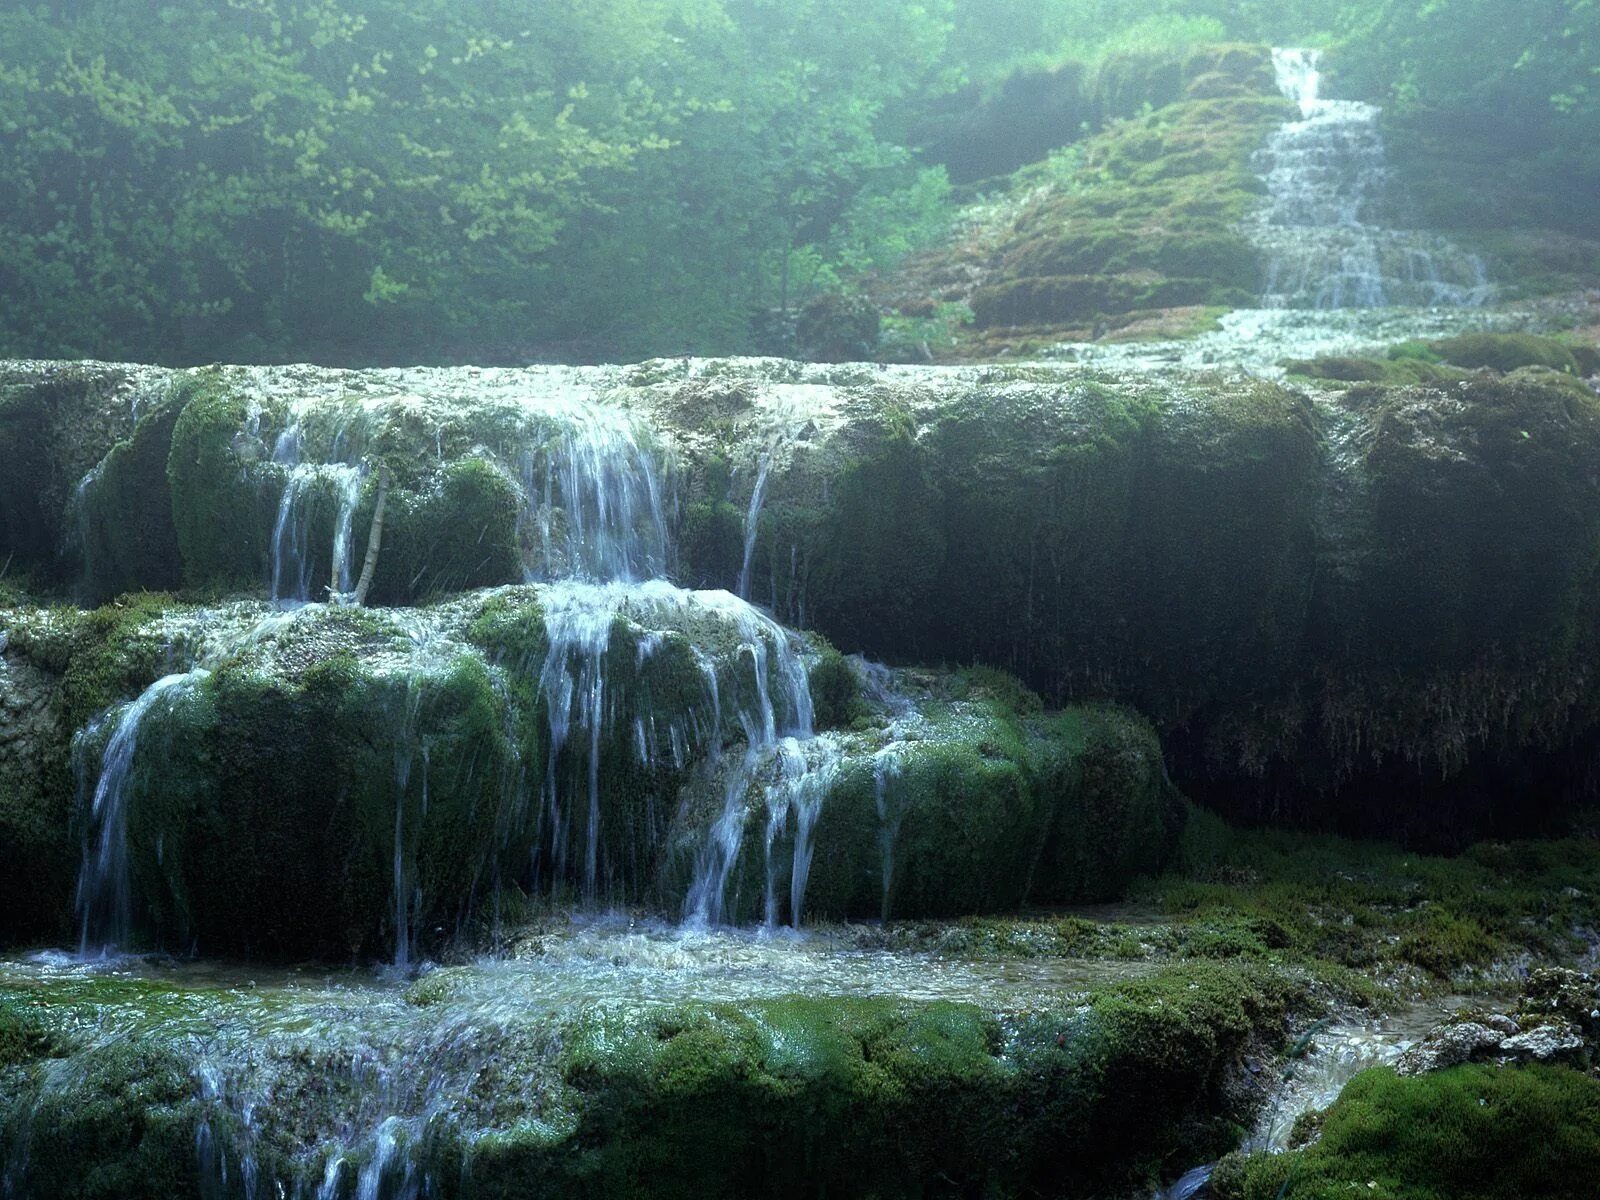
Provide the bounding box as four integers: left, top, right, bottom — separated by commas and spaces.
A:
873, 748, 906, 922
1250, 48, 1491, 309
736, 453, 773, 600
76, 669, 209, 956
681, 590, 823, 928
270, 423, 367, 605
538, 583, 623, 902
516, 396, 671, 583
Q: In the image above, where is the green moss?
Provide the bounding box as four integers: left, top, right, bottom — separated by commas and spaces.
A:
366, 455, 523, 604
1427, 332, 1581, 375
1352, 374, 1600, 670
76, 398, 187, 603
680, 498, 744, 590
165, 371, 286, 593
0, 1034, 204, 1200
1284, 355, 1468, 387
507, 961, 1295, 1199
1142, 819, 1600, 983
806, 641, 865, 731
790, 701, 1176, 923
963, 93, 1291, 330
1032, 706, 1179, 903
0, 364, 137, 585
803, 408, 945, 654
1215, 1065, 1600, 1200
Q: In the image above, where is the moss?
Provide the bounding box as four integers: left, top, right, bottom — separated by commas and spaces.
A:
1349, 374, 1600, 670
1427, 332, 1581, 375
806, 641, 865, 731
790, 701, 1176, 923
680, 498, 744, 590
0, 1035, 204, 1200
961, 94, 1290, 331
0, 364, 138, 584
494, 961, 1295, 1199
801, 408, 945, 656
1142, 820, 1600, 983
165, 370, 286, 592
1032, 706, 1180, 903
914, 375, 1317, 730
75, 398, 188, 603
1284, 355, 1468, 387
365, 455, 523, 604
51, 594, 186, 735
94, 618, 535, 958
1214, 1065, 1600, 1200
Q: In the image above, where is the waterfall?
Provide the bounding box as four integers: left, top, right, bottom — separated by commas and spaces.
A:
76, 669, 209, 956
736, 452, 773, 600
1249, 48, 1492, 309
873, 748, 906, 922
681, 589, 824, 928
516, 396, 671, 583
269, 423, 367, 605
538, 582, 623, 903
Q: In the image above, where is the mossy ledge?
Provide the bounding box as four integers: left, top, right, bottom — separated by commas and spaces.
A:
0, 960, 1304, 1199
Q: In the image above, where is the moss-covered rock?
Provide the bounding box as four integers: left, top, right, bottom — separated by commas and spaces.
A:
1427, 331, 1581, 375
479, 960, 1297, 1199
165, 371, 289, 593
964, 93, 1291, 330
1213, 1064, 1600, 1200
76, 397, 187, 603
0, 1034, 204, 1200
0, 363, 158, 586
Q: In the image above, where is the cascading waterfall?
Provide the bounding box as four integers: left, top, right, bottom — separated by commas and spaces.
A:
1249, 48, 1491, 309
516, 395, 671, 583
538, 582, 624, 903
270, 422, 367, 605
873, 748, 906, 923
681, 589, 823, 928
736, 452, 773, 600
75, 669, 209, 956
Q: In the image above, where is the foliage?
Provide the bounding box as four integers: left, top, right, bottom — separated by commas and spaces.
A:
0, 0, 955, 365
1215, 1064, 1600, 1200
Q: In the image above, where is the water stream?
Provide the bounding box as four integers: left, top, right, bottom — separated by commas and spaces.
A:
1249, 48, 1492, 309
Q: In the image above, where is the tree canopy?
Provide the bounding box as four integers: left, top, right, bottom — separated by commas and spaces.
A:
0, 0, 1593, 365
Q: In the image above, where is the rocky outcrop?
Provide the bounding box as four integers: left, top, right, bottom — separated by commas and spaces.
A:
3, 359, 1599, 847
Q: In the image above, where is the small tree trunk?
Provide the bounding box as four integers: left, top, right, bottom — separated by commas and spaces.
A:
350, 464, 390, 607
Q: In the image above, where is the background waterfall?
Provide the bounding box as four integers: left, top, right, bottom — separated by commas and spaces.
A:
1250, 48, 1493, 309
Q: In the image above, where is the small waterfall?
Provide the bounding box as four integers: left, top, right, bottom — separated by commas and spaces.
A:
682, 591, 825, 928
516, 396, 671, 584
873, 749, 906, 922
76, 669, 209, 956
270, 423, 367, 605
736, 452, 773, 600
538, 583, 622, 902
1250, 48, 1491, 309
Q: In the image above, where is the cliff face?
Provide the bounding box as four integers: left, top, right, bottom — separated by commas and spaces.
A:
3, 356, 1598, 866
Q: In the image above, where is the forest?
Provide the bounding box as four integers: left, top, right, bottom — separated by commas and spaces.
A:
4, 2, 1600, 1198
2, 0, 1595, 363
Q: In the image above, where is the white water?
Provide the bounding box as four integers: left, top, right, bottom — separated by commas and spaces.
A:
75, 669, 209, 955
269, 423, 367, 605
515, 394, 671, 583
736, 452, 773, 600
1250, 48, 1492, 309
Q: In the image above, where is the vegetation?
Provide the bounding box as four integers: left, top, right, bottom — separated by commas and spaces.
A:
1215, 1064, 1600, 1200
1, 2, 1595, 366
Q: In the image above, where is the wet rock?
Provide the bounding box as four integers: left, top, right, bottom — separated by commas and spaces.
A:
1395, 1021, 1503, 1075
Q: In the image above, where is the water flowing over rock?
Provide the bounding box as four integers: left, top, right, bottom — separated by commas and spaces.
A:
1249, 49, 1493, 309
75, 670, 206, 956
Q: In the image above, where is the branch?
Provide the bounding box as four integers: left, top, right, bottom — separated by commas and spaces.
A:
350, 463, 390, 607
